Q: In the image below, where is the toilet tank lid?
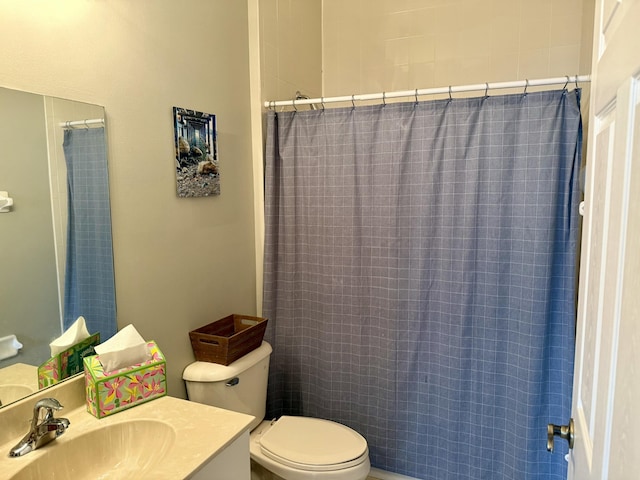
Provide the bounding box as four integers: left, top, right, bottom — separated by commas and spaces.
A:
183, 341, 272, 382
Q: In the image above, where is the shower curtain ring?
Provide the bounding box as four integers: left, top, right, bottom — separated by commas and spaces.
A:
448, 85, 452, 101
321, 97, 325, 111
293, 99, 298, 112
382, 92, 386, 106
414, 89, 419, 105
575, 74, 579, 89
563, 75, 570, 91
523, 79, 529, 96
352, 94, 356, 109
484, 83, 489, 98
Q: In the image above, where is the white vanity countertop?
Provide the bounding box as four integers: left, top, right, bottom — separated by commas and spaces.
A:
0, 377, 254, 479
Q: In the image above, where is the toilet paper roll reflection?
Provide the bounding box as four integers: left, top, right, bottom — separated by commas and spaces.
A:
0, 334, 22, 361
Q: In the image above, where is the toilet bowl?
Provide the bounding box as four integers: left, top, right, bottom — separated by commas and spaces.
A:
250, 417, 370, 480
183, 341, 371, 480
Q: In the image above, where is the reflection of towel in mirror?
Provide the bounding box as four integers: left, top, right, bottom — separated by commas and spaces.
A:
0, 334, 23, 361
49, 316, 91, 356
94, 324, 151, 372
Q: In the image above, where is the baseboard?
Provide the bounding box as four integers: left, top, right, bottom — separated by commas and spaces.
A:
369, 467, 419, 480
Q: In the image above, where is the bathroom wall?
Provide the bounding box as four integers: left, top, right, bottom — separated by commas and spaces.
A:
579, 0, 595, 123
323, 0, 589, 96
0, 1, 258, 399
259, 0, 323, 104
580, 0, 596, 73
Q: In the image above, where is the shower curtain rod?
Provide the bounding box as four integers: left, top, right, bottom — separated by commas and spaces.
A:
58, 118, 104, 128
264, 74, 591, 109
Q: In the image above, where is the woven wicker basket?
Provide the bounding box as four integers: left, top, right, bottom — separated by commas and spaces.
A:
189, 314, 268, 366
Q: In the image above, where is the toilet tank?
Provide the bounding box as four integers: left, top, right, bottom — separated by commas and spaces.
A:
183, 341, 272, 431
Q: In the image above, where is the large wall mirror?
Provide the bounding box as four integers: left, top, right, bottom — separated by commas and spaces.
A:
0, 86, 114, 408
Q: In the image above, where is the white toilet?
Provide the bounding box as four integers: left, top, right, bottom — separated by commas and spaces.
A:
183, 341, 371, 480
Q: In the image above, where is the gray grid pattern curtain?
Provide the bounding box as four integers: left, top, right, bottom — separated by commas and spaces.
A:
263, 89, 582, 479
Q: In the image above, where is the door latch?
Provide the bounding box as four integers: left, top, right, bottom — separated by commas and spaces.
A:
547, 418, 574, 452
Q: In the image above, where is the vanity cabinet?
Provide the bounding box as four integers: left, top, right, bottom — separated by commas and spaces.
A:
191, 430, 251, 479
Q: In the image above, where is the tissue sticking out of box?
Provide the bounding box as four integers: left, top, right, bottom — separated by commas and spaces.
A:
49, 316, 91, 357
94, 324, 151, 372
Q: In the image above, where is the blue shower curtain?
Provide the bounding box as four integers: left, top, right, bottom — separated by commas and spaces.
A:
263, 89, 582, 479
63, 127, 117, 340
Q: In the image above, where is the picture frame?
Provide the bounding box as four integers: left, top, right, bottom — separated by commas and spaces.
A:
173, 106, 219, 197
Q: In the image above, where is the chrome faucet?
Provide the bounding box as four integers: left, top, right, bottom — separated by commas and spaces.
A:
9, 398, 70, 457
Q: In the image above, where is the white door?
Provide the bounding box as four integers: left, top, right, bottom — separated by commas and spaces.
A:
568, 0, 640, 479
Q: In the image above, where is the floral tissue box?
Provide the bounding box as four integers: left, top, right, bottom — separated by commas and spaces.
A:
83, 340, 166, 419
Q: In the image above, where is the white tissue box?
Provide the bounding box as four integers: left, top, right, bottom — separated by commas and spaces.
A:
38, 333, 101, 388
83, 341, 166, 419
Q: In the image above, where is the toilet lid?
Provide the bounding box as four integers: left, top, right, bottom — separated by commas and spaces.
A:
259, 416, 368, 472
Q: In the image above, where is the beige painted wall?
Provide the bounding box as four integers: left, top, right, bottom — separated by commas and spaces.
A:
259, 0, 323, 104
579, 0, 595, 125
323, 0, 589, 96
0, 1, 258, 399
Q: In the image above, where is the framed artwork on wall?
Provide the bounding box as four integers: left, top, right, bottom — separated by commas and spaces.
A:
173, 106, 219, 197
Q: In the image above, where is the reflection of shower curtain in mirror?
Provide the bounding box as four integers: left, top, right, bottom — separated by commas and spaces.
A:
63, 128, 116, 340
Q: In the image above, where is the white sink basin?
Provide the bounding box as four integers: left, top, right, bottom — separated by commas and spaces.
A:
0, 385, 36, 405
10, 420, 175, 480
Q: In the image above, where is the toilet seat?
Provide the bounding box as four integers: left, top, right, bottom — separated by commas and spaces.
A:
258, 416, 368, 472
